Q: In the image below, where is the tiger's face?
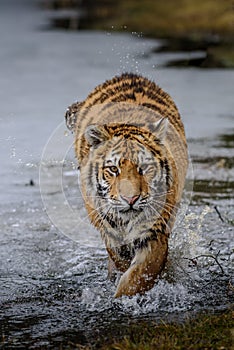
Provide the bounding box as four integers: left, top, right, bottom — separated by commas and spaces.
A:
81, 123, 171, 229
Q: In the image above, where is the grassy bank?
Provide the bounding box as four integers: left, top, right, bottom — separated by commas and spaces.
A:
96, 0, 234, 68
102, 310, 234, 350
112, 0, 234, 38
65, 309, 234, 349
43, 0, 234, 38
44, 0, 234, 67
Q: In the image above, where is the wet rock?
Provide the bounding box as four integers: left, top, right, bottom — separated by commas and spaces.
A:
25, 179, 35, 186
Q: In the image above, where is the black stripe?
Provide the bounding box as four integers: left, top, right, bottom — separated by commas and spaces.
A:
105, 215, 118, 229
148, 228, 158, 239
117, 244, 133, 260
164, 158, 171, 187
87, 84, 135, 107
133, 231, 158, 251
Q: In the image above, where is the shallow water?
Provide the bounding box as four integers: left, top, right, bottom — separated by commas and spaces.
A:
0, 1, 233, 348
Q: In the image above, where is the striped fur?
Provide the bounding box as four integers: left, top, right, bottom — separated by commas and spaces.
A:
65, 73, 188, 297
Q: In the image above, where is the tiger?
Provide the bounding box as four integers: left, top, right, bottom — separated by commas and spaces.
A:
65, 73, 188, 297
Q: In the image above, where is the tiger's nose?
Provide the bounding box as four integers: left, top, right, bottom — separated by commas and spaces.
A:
121, 194, 140, 206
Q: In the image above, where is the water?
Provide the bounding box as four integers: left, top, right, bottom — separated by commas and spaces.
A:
0, 1, 233, 348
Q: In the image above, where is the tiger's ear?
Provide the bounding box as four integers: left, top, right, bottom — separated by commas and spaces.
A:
65, 101, 84, 132
150, 118, 168, 141
84, 124, 110, 147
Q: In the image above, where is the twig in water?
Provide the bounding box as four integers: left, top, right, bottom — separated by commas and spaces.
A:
183, 252, 225, 275
214, 205, 224, 222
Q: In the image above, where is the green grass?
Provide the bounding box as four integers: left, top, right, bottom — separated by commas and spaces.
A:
101, 310, 234, 350
113, 0, 234, 39
51, 0, 234, 39
67, 309, 234, 349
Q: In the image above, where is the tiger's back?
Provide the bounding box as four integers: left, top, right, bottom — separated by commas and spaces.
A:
67, 73, 186, 160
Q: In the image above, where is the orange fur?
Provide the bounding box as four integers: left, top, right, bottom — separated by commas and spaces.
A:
65, 73, 188, 297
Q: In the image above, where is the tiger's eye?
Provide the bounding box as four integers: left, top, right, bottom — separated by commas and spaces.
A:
109, 166, 119, 174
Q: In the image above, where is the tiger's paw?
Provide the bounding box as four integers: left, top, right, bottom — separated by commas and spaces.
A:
113, 241, 168, 298
114, 264, 155, 298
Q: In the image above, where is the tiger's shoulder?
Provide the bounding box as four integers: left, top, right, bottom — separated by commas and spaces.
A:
66, 73, 184, 135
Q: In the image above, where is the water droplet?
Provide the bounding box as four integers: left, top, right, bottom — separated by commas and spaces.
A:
10, 147, 16, 158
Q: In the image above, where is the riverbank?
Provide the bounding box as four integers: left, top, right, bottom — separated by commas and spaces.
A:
65, 309, 234, 349
42, 0, 234, 68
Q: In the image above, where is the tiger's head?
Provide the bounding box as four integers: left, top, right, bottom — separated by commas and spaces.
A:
80, 118, 176, 233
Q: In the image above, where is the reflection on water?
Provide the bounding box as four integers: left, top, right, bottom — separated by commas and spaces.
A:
0, 1, 233, 349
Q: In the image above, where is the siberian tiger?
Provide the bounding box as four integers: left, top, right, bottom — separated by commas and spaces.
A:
65, 73, 188, 297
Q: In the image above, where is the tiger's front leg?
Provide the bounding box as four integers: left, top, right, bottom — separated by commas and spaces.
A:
114, 235, 168, 298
